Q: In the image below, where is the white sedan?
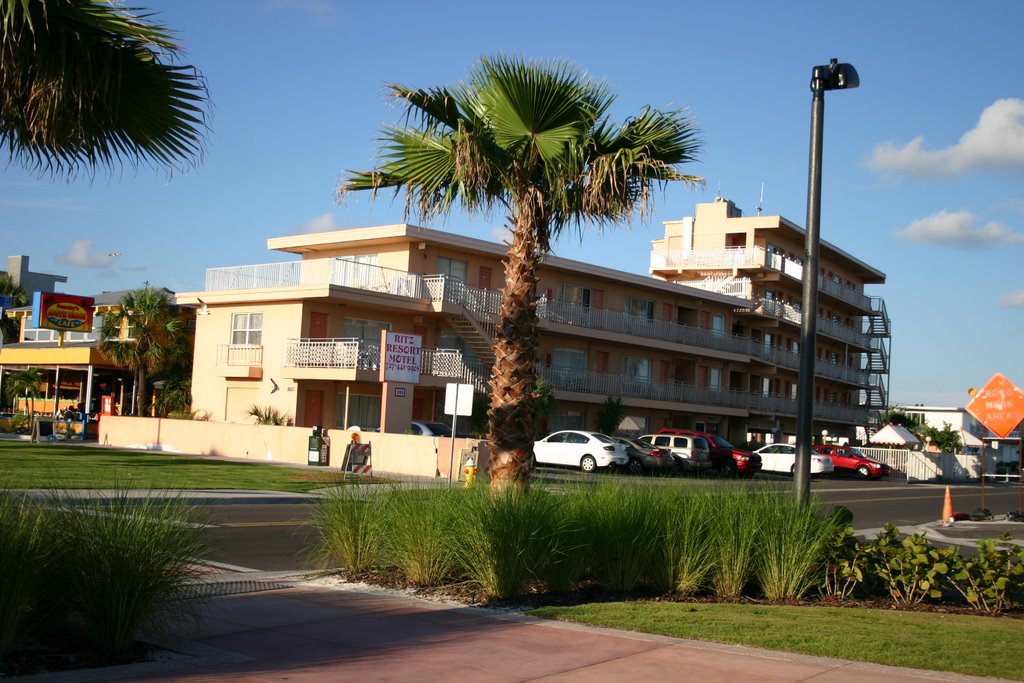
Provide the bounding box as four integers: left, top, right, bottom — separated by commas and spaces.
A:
533, 430, 629, 472
754, 443, 834, 476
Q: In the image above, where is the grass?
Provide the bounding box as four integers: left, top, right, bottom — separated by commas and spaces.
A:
0, 442, 364, 492
527, 601, 1024, 680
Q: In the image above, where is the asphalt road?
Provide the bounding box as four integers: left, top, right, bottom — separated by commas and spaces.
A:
197, 470, 1024, 572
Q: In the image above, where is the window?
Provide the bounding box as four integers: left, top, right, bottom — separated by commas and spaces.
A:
552, 347, 586, 370
343, 317, 389, 342
551, 410, 585, 431
437, 257, 468, 282
623, 356, 651, 381
339, 394, 381, 430
711, 314, 725, 336
438, 331, 467, 352
231, 313, 262, 345
559, 283, 591, 308
625, 296, 655, 320
708, 367, 722, 390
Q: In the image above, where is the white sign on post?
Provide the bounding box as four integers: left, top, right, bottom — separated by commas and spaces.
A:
445, 383, 474, 417
381, 332, 421, 384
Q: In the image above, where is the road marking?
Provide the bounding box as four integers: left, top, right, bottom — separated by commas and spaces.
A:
218, 520, 312, 528
824, 489, 1019, 505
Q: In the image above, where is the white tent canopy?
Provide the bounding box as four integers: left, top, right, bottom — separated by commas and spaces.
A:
870, 423, 921, 446
960, 430, 983, 447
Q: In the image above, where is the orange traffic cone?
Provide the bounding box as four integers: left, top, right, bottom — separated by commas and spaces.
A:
941, 486, 954, 524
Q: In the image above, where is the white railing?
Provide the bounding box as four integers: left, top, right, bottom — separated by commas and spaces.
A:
216, 344, 263, 366
678, 277, 753, 299
423, 275, 503, 316
285, 338, 380, 370
205, 258, 425, 299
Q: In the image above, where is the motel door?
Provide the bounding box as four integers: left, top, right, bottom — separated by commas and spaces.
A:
310, 312, 328, 339
303, 390, 324, 428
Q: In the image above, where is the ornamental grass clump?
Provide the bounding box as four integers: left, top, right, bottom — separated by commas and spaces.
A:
47, 488, 208, 654
455, 485, 561, 599
708, 483, 764, 598
577, 482, 663, 593
312, 484, 387, 574
0, 495, 53, 657
381, 485, 461, 586
534, 484, 589, 594
755, 487, 835, 601
669, 487, 716, 597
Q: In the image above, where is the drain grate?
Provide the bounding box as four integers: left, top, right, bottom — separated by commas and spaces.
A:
183, 579, 297, 599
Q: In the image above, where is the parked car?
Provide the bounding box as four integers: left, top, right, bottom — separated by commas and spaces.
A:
813, 444, 889, 479
611, 436, 677, 475
754, 443, 834, 476
533, 430, 629, 472
640, 433, 712, 473
655, 429, 761, 477
409, 420, 471, 438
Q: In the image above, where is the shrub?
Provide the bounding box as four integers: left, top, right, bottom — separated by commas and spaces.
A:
312, 484, 387, 574
943, 535, 1024, 614
47, 489, 208, 654
708, 483, 763, 598
536, 489, 590, 594
247, 404, 292, 426
818, 523, 871, 602
577, 482, 663, 593
867, 524, 948, 606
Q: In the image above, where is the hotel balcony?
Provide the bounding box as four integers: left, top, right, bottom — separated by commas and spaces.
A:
215, 344, 263, 379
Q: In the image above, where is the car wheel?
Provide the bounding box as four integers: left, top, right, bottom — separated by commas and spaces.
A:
790, 464, 796, 476
580, 455, 598, 473
719, 461, 738, 478
627, 459, 643, 475
856, 464, 871, 479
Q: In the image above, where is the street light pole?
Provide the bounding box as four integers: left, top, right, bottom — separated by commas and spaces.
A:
795, 59, 859, 506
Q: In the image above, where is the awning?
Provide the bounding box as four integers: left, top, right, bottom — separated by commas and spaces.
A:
870, 423, 921, 446
960, 430, 983, 447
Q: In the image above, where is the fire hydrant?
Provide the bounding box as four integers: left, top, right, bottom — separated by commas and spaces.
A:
463, 457, 477, 488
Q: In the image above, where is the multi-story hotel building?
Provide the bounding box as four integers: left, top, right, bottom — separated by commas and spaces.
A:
177, 198, 890, 446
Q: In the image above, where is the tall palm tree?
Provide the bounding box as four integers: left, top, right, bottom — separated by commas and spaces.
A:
99, 287, 190, 416
4, 366, 42, 414
0, 272, 28, 344
339, 56, 703, 490
1, 0, 208, 177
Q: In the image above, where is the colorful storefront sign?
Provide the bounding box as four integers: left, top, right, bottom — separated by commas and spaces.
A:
31, 292, 95, 333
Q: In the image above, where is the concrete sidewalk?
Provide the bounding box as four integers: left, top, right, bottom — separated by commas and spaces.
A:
39, 577, 1007, 683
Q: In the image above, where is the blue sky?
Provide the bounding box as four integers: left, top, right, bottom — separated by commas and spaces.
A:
2, 0, 1022, 408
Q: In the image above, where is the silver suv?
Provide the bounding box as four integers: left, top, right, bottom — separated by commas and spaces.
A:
640, 433, 712, 472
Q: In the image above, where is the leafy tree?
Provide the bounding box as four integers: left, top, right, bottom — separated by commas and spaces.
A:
921, 422, 962, 453
340, 55, 702, 490
0, 272, 28, 346
881, 405, 919, 431
533, 376, 555, 438
99, 287, 191, 416
4, 366, 42, 414
1, 0, 209, 177
596, 396, 625, 435
152, 364, 192, 418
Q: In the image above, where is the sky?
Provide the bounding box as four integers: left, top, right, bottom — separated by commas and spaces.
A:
2, 0, 1022, 408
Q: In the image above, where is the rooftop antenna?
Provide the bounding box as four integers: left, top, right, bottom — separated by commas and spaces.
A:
756, 182, 765, 215
714, 182, 722, 201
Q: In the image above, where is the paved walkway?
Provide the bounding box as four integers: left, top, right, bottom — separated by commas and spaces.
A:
38, 576, 1008, 683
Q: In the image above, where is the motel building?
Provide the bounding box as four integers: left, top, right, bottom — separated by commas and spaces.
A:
175, 198, 891, 446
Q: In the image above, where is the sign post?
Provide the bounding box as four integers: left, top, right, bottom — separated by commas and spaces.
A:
444, 382, 473, 486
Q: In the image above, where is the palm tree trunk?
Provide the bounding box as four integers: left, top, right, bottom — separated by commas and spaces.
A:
487, 220, 543, 492
136, 367, 148, 417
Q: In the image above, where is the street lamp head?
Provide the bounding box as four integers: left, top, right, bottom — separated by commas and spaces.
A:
811, 58, 859, 92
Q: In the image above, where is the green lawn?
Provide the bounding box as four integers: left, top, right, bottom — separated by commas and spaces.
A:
528, 601, 1024, 680
0, 442, 361, 492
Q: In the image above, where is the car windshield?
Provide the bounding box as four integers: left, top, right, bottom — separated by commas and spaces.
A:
710, 435, 733, 448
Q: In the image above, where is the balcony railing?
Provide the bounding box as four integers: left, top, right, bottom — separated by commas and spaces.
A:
205, 258, 425, 299
217, 344, 263, 366
285, 338, 380, 370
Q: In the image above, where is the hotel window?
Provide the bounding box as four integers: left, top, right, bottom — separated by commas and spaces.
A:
231, 313, 263, 345
711, 313, 725, 336
708, 367, 722, 390
559, 283, 591, 308
625, 296, 655, 320
437, 257, 468, 283
623, 356, 651, 381
552, 347, 586, 370
343, 317, 389, 342
338, 394, 381, 430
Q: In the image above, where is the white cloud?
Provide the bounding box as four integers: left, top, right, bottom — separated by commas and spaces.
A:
893, 210, 1024, 246
999, 291, 1024, 308
297, 212, 340, 234
867, 98, 1024, 178
56, 241, 119, 268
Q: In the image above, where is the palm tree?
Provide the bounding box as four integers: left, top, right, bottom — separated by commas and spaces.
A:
339, 56, 703, 490
0, 272, 28, 345
4, 367, 42, 414
99, 287, 190, 416
1, 0, 208, 177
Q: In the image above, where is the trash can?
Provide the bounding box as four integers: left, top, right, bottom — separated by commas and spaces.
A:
308, 426, 322, 465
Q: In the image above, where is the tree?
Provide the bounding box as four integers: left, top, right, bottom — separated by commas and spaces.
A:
99, 287, 190, 416
1, 0, 208, 177
339, 56, 702, 491
0, 272, 28, 345
881, 405, 919, 431
921, 422, 962, 453
4, 366, 42, 414
596, 396, 625, 436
